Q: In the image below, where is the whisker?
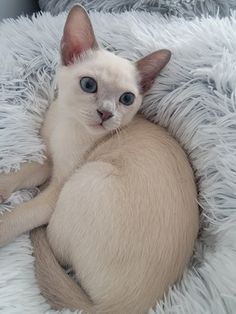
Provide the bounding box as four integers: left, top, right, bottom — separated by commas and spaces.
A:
115, 126, 123, 148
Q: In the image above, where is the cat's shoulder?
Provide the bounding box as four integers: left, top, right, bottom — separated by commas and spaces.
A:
129, 114, 168, 136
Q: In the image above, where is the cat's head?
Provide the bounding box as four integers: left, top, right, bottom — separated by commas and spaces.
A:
57, 5, 171, 135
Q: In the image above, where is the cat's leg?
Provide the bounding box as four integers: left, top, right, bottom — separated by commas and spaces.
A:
0, 159, 52, 203
0, 181, 60, 247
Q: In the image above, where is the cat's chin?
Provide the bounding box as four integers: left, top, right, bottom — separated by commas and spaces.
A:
87, 123, 110, 135
86, 122, 120, 136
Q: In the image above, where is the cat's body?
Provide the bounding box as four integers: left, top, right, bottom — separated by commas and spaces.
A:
0, 5, 199, 314
45, 116, 198, 314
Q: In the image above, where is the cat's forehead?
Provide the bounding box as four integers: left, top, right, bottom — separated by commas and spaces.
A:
73, 50, 139, 92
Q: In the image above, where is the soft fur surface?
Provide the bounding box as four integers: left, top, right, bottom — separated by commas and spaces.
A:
0, 9, 236, 314
39, 0, 236, 18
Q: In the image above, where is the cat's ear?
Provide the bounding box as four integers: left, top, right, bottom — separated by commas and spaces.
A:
136, 49, 171, 94
61, 5, 98, 66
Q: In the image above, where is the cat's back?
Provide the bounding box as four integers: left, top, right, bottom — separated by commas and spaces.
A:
88, 114, 198, 262
89, 114, 199, 271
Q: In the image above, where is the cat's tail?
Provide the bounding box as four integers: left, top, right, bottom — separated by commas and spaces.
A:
30, 227, 93, 313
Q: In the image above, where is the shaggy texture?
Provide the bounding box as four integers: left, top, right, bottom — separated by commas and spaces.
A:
39, 0, 236, 18
0, 9, 236, 314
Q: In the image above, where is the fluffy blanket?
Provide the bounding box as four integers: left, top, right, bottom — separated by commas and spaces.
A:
39, 0, 236, 18
0, 9, 236, 314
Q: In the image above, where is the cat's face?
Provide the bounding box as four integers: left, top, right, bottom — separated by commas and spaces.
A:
57, 5, 171, 135
58, 50, 142, 134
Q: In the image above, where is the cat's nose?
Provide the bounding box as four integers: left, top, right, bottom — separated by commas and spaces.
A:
97, 109, 113, 122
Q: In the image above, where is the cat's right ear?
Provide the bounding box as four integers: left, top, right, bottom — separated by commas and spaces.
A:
61, 5, 98, 66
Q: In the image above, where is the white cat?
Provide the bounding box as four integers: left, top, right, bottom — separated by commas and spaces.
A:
0, 5, 199, 314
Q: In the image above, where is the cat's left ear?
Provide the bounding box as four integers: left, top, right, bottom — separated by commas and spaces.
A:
136, 49, 171, 94
61, 5, 98, 66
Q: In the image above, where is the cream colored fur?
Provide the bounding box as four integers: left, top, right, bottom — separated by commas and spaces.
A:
0, 5, 199, 314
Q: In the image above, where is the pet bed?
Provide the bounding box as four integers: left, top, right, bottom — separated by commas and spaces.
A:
39, 0, 236, 18
0, 4, 236, 314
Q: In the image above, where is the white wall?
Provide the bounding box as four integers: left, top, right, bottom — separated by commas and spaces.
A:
0, 0, 39, 21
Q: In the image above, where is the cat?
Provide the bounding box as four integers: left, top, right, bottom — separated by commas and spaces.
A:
0, 5, 199, 314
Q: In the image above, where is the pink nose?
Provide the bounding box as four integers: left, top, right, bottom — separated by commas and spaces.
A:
97, 109, 113, 122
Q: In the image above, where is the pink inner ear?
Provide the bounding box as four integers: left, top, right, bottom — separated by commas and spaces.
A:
61, 43, 84, 66
61, 5, 98, 66
136, 49, 171, 94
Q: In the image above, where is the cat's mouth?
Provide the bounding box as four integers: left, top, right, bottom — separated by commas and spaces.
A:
94, 124, 104, 129
88, 117, 118, 132
89, 123, 106, 130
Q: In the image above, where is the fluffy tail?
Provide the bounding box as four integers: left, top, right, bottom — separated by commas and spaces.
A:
30, 227, 93, 313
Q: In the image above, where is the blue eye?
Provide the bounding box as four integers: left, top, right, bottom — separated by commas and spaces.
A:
119, 92, 135, 106
80, 77, 97, 93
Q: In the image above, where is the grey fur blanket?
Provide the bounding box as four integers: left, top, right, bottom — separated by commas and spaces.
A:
39, 0, 236, 18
